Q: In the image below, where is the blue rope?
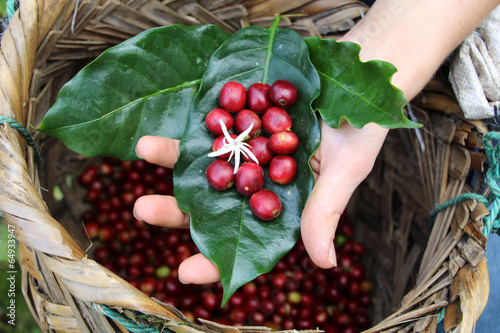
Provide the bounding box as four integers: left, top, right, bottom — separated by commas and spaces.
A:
88, 303, 159, 333
429, 193, 489, 222
432, 131, 500, 324
0, 116, 42, 170
6, 0, 17, 22
482, 131, 500, 235
429, 131, 500, 236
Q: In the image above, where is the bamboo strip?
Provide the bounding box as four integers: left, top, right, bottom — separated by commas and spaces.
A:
40, 254, 183, 320
365, 301, 448, 333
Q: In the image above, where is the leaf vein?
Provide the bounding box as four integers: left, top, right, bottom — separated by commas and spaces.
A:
169, 33, 223, 67
105, 58, 161, 90
318, 71, 393, 117
129, 44, 184, 83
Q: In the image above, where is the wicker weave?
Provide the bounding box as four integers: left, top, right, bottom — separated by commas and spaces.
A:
0, 0, 493, 332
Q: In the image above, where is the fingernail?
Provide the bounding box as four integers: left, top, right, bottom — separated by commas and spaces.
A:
135, 145, 142, 159
329, 242, 337, 267
132, 207, 142, 221
178, 275, 188, 285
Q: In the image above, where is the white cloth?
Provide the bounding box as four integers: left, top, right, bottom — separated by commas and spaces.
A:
449, 5, 500, 120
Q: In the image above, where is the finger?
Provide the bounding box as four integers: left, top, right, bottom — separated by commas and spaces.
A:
309, 151, 320, 181
135, 136, 179, 168
133, 195, 190, 228
302, 122, 388, 269
301, 168, 357, 269
178, 253, 220, 284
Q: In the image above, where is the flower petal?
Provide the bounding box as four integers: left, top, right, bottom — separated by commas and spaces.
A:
233, 151, 241, 174
237, 123, 254, 142
241, 146, 259, 164
220, 120, 234, 144
208, 146, 232, 157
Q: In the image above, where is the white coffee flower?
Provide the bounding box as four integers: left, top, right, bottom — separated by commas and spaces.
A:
208, 120, 259, 173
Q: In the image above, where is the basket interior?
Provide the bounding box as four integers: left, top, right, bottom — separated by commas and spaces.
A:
37, 73, 490, 333
12, 0, 491, 332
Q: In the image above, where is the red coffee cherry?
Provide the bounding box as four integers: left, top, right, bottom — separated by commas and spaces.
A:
269, 156, 297, 184
269, 130, 299, 155
270, 80, 298, 107
219, 81, 246, 113
235, 163, 264, 196
250, 190, 282, 221
212, 134, 238, 160
247, 83, 273, 114
262, 107, 292, 134
235, 109, 262, 139
206, 108, 234, 135
243, 136, 274, 166
206, 160, 235, 191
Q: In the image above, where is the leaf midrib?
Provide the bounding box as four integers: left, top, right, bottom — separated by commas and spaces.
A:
226, 23, 280, 285
261, 21, 279, 84
42, 79, 200, 133
223, 35, 301, 89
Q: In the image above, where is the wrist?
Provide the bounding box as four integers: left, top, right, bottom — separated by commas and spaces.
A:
337, 24, 428, 102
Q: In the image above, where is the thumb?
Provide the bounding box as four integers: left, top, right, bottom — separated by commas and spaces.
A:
301, 167, 359, 269
301, 122, 388, 269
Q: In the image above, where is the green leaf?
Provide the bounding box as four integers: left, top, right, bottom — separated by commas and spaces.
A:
37, 25, 230, 161
305, 37, 421, 129
174, 19, 320, 306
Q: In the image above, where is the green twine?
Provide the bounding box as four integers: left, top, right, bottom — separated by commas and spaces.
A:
0, 116, 42, 170
6, 0, 17, 22
481, 131, 500, 235
429, 131, 500, 325
429, 193, 489, 222
88, 303, 159, 333
429, 131, 500, 236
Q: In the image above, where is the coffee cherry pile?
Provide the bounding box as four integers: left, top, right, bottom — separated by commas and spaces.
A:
206, 80, 301, 221
78, 159, 373, 332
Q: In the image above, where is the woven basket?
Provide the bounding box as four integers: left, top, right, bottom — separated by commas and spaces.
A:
0, 0, 497, 332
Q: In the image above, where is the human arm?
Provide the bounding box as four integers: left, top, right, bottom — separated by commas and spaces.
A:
133, 0, 500, 283
301, 0, 500, 269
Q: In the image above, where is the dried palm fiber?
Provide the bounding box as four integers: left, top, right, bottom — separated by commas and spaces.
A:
0, 0, 498, 332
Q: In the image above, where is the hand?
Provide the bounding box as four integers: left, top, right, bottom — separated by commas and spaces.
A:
133, 120, 388, 284
301, 120, 387, 268
134, 135, 221, 284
